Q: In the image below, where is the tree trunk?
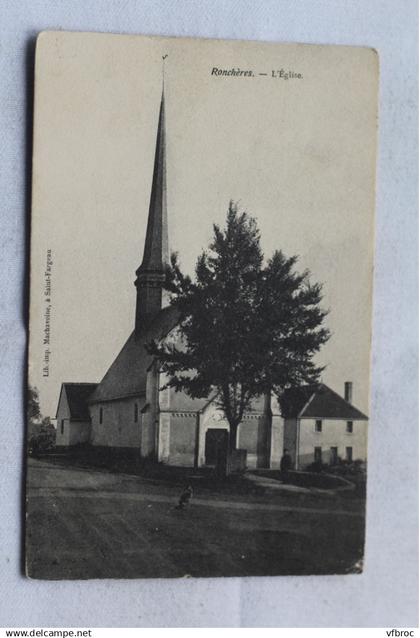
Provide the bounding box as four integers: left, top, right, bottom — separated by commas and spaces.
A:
228, 421, 238, 453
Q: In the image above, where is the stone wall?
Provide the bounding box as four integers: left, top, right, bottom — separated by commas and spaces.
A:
167, 413, 197, 466
90, 397, 143, 449
56, 388, 70, 446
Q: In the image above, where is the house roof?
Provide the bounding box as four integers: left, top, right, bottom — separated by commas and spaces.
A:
279, 383, 368, 420
61, 383, 98, 420
90, 305, 181, 403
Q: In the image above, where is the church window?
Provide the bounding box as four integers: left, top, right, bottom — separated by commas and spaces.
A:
134, 403, 138, 423
61, 419, 64, 435
346, 420, 353, 433
99, 407, 103, 424
346, 446, 353, 462
315, 419, 322, 433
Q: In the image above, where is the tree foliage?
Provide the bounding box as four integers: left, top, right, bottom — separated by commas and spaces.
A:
27, 386, 56, 453
149, 202, 330, 451
27, 385, 41, 423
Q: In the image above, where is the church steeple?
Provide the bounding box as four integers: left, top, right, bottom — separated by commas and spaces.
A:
135, 82, 169, 333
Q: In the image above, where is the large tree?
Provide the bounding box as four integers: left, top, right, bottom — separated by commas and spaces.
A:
150, 202, 330, 453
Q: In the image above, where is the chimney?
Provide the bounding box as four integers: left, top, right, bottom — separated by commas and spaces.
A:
344, 381, 353, 404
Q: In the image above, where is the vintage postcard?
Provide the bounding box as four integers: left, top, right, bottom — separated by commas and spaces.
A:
26, 31, 378, 579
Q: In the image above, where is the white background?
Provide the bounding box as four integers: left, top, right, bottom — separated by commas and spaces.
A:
0, 0, 417, 628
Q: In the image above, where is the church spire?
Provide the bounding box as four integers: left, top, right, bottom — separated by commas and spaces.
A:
135, 66, 169, 333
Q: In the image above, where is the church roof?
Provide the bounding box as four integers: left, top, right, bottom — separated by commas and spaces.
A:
90, 305, 180, 403
279, 383, 368, 420
60, 383, 98, 420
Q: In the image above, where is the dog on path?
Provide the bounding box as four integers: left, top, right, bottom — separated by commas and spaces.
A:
176, 485, 193, 510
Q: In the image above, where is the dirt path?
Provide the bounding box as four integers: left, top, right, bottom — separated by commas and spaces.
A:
28, 485, 363, 518
26, 458, 365, 579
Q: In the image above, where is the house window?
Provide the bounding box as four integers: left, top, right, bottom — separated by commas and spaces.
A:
99, 407, 103, 424
61, 419, 64, 435
346, 421, 353, 433
315, 419, 322, 433
330, 447, 338, 465
314, 447, 322, 463
134, 403, 138, 423
346, 447, 353, 462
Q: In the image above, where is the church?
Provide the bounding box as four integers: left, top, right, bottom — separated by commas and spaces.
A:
55, 88, 368, 470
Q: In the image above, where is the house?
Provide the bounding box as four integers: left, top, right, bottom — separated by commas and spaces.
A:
280, 381, 368, 469
56, 383, 98, 447
56, 86, 369, 470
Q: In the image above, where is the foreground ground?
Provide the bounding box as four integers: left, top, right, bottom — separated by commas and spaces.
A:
26, 458, 365, 579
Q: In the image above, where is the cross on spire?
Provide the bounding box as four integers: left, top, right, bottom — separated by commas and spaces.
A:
162, 54, 168, 89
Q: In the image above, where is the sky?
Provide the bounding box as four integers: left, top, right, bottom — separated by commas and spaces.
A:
29, 32, 378, 417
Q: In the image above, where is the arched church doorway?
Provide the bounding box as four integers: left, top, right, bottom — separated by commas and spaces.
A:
204, 428, 228, 467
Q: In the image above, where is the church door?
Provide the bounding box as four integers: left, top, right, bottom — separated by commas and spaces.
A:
205, 428, 228, 468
